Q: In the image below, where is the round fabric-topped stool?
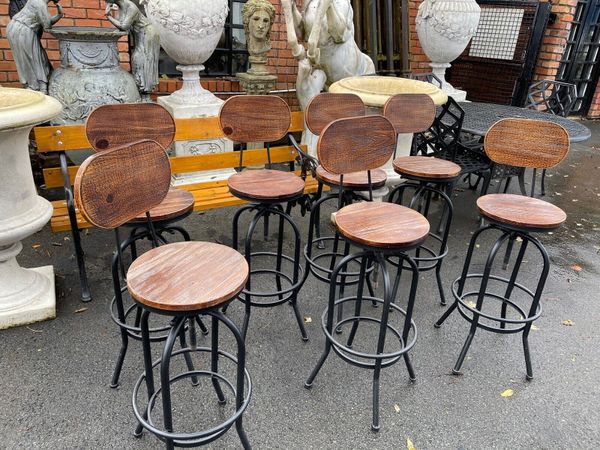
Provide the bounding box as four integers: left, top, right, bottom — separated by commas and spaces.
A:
128, 242, 252, 450
388, 155, 460, 305
435, 194, 566, 379
304, 116, 430, 432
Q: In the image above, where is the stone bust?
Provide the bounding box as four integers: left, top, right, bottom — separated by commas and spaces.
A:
242, 0, 275, 74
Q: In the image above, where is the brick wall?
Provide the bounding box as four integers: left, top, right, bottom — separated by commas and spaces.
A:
408, 0, 430, 73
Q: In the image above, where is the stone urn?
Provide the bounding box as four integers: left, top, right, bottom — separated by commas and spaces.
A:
416, 0, 481, 101
0, 87, 62, 329
144, 0, 228, 110
48, 26, 141, 125
144, 0, 235, 186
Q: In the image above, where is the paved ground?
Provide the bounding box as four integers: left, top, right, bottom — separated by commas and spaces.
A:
1, 121, 599, 450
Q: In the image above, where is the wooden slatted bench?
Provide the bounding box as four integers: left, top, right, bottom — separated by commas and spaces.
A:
33, 110, 321, 301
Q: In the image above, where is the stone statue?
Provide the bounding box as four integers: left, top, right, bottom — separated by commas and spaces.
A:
281, 0, 375, 110
104, 0, 160, 100
6, 0, 64, 93
9, 0, 29, 18
237, 0, 277, 95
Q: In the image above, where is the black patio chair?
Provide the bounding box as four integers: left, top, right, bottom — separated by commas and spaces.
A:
525, 79, 578, 195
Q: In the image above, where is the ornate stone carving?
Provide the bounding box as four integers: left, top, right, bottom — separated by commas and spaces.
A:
144, 0, 227, 39
47, 26, 140, 124
416, 0, 481, 101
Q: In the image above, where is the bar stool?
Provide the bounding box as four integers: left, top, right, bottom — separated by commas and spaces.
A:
435, 119, 569, 379
74, 139, 251, 449
385, 94, 461, 305
219, 95, 307, 341
85, 103, 199, 388
304, 115, 430, 431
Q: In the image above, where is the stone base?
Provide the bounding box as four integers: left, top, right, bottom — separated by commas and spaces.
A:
0, 265, 56, 330
237, 72, 277, 95
158, 94, 235, 185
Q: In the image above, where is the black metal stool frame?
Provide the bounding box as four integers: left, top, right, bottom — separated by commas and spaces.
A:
388, 181, 455, 305
305, 246, 420, 432
435, 222, 550, 380
132, 301, 252, 449
109, 215, 207, 388
231, 195, 308, 342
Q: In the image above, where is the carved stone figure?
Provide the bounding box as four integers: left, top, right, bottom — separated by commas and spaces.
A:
237, 0, 277, 95
281, 0, 375, 110
6, 0, 64, 93
104, 0, 160, 99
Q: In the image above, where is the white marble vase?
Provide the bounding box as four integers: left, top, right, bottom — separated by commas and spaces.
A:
144, 0, 234, 184
0, 87, 62, 329
416, 0, 481, 101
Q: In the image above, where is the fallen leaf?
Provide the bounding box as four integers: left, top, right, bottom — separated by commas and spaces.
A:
304, 316, 312, 323
26, 326, 43, 333
562, 319, 574, 326
407, 437, 416, 450
31, 244, 41, 249
501, 389, 514, 397
63, 236, 70, 241
465, 300, 477, 309
394, 403, 401, 413
51, 242, 62, 247
74, 307, 88, 314
531, 325, 539, 331
571, 264, 583, 272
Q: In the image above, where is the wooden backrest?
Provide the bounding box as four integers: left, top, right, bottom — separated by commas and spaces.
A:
85, 103, 176, 151
318, 116, 396, 174
383, 93, 436, 134
74, 140, 171, 229
484, 118, 570, 169
219, 95, 291, 143
305, 93, 365, 135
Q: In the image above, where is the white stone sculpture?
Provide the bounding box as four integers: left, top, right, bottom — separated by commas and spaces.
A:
0, 87, 62, 329
416, 0, 481, 101
144, 0, 234, 185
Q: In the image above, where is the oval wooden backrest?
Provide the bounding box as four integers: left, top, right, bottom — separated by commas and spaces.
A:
74, 140, 171, 229
318, 116, 396, 174
85, 103, 176, 152
383, 93, 436, 134
219, 95, 291, 143
305, 93, 365, 135
484, 118, 570, 169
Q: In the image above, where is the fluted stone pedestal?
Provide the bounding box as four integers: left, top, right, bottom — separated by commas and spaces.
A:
0, 88, 62, 329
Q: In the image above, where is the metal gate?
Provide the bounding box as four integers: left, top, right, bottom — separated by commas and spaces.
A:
556, 0, 600, 115
447, 0, 550, 105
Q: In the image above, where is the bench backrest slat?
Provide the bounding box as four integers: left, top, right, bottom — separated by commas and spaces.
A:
43, 144, 306, 188
34, 111, 305, 153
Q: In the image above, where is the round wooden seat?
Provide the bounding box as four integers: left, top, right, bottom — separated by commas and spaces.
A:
127, 242, 249, 312
335, 202, 430, 249
477, 194, 566, 230
130, 188, 194, 223
316, 165, 387, 189
393, 156, 461, 180
227, 169, 305, 202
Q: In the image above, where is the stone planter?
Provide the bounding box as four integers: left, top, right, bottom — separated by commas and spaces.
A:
0, 87, 62, 329
48, 26, 141, 125
327, 76, 448, 196
416, 0, 481, 101
145, 0, 234, 185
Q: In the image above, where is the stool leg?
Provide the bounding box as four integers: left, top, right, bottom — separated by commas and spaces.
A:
453, 231, 510, 375
399, 254, 419, 382
500, 238, 529, 329
211, 315, 227, 404
335, 240, 351, 334
110, 253, 128, 389
195, 315, 209, 335
346, 255, 368, 348
160, 316, 185, 450
213, 310, 252, 449
179, 319, 199, 386
134, 309, 155, 437
502, 234, 516, 270
315, 183, 325, 248
263, 211, 270, 241
275, 212, 285, 302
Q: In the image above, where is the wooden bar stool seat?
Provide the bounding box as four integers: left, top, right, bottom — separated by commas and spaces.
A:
477, 194, 566, 231
316, 166, 387, 189
131, 188, 195, 223
335, 202, 429, 250
393, 156, 461, 181
227, 169, 305, 202
127, 242, 249, 312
